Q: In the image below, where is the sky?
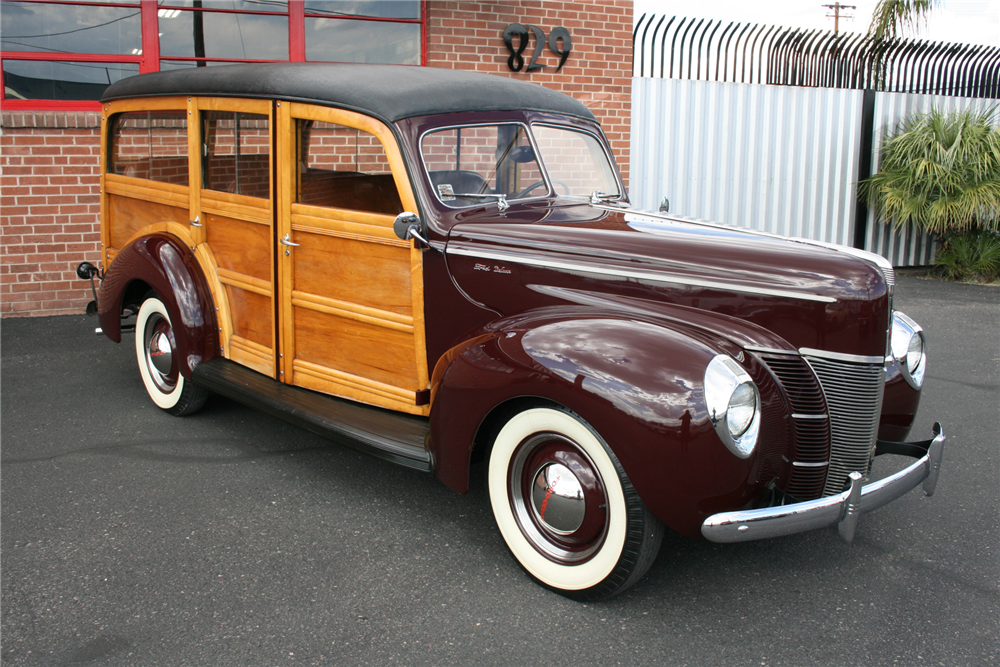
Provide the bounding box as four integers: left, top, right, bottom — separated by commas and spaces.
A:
633, 0, 1000, 48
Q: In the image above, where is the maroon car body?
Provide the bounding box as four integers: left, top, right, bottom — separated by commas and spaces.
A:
85, 64, 944, 601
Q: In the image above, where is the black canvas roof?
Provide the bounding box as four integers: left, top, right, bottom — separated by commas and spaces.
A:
101, 63, 597, 124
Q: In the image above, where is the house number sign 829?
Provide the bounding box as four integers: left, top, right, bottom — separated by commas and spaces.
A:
503, 23, 572, 72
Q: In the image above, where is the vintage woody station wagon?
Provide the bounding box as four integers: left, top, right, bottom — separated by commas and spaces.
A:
80, 63, 945, 600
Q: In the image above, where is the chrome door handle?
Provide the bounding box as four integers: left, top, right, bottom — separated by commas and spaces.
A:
190, 215, 203, 227
280, 233, 300, 247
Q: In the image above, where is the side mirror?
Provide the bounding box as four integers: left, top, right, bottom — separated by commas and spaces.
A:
393, 212, 430, 247
659, 196, 670, 213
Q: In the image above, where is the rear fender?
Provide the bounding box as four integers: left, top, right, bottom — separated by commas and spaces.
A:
98, 234, 218, 378
429, 310, 778, 537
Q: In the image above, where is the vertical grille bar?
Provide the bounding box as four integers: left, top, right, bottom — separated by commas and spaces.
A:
757, 353, 831, 500
803, 356, 886, 496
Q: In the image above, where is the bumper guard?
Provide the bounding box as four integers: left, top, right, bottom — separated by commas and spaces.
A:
702, 423, 945, 543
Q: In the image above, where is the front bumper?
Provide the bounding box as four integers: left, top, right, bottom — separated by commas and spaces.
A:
702, 423, 945, 543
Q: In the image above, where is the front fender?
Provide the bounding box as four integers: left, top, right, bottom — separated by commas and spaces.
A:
98, 234, 218, 378
430, 310, 789, 537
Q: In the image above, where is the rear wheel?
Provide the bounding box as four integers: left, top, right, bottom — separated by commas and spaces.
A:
135, 296, 207, 416
487, 406, 662, 600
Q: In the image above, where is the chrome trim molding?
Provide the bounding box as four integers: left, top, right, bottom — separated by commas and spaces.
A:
624, 210, 896, 288
798, 347, 885, 365
702, 423, 945, 544
792, 461, 829, 468
745, 345, 799, 355
447, 247, 838, 303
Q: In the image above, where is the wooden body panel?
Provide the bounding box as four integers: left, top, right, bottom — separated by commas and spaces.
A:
107, 190, 188, 251
100, 95, 429, 415
277, 105, 429, 415
192, 98, 276, 377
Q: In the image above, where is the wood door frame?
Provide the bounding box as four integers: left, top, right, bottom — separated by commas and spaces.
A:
190, 97, 277, 376
276, 103, 430, 414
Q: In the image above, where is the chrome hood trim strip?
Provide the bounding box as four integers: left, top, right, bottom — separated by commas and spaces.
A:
447, 246, 837, 304
624, 210, 895, 288
799, 347, 885, 365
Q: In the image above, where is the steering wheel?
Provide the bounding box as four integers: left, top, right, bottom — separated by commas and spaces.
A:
515, 179, 570, 199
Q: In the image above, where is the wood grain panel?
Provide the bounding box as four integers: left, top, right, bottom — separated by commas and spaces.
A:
292, 307, 419, 392
201, 189, 272, 225
105, 97, 189, 114
109, 195, 188, 248
292, 230, 413, 317
226, 286, 273, 352
230, 335, 274, 376
291, 289, 413, 333
206, 214, 272, 282
105, 174, 188, 208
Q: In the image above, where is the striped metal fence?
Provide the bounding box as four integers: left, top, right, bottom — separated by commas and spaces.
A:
630, 15, 999, 266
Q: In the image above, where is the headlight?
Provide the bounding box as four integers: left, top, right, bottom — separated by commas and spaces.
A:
891, 312, 926, 389
704, 355, 761, 458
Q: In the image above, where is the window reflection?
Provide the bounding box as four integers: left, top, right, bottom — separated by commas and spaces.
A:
303, 1, 420, 19
2, 60, 139, 100
158, 1, 287, 9
0, 1, 141, 55
111, 111, 189, 186
305, 18, 420, 65
203, 111, 271, 199
158, 10, 288, 60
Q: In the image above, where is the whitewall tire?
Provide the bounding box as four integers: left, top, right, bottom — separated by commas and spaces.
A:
488, 406, 662, 600
135, 296, 207, 416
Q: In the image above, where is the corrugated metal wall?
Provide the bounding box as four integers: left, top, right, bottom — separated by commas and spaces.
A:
864, 93, 998, 266
630, 78, 996, 266
631, 77, 863, 247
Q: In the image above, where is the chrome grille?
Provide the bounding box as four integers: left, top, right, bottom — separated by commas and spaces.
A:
803, 355, 886, 496
757, 353, 831, 500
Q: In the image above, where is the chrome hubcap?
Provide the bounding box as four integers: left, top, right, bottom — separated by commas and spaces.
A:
149, 331, 173, 376
144, 314, 176, 393
509, 433, 608, 564
530, 463, 585, 535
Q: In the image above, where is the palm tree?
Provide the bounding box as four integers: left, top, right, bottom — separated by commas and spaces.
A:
868, 0, 940, 40
863, 107, 1000, 234
862, 106, 1000, 280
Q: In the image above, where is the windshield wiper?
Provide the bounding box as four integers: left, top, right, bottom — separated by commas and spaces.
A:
452, 192, 510, 212
590, 190, 624, 205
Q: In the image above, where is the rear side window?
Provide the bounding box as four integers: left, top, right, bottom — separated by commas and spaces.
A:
202, 111, 271, 199
295, 120, 402, 216
110, 111, 189, 186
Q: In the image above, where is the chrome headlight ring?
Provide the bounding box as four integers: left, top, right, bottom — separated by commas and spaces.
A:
704, 355, 761, 459
890, 311, 926, 390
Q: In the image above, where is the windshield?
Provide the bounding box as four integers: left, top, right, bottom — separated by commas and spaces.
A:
421, 123, 620, 208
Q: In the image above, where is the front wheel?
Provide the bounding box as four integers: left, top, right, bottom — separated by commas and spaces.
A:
488, 407, 663, 600
135, 296, 207, 416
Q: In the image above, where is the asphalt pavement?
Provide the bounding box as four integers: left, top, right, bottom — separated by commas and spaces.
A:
2, 275, 998, 667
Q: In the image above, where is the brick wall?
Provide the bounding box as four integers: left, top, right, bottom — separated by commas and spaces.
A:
425, 0, 633, 185
0, 1, 633, 318
1, 112, 103, 317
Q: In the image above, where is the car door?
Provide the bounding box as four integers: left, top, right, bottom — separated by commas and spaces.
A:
275, 103, 429, 415
192, 98, 277, 377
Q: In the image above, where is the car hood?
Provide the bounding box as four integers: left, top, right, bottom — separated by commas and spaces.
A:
443, 205, 891, 357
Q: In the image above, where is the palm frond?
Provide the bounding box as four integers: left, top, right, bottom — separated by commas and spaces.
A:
862, 106, 1000, 234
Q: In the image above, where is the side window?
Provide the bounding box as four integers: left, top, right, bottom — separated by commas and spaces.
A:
296, 120, 402, 216
202, 111, 271, 199
110, 111, 189, 186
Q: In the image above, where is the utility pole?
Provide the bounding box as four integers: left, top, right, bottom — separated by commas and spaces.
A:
823, 2, 856, 34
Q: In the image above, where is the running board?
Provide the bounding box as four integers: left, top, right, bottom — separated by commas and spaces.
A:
191, 359, 432, 472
